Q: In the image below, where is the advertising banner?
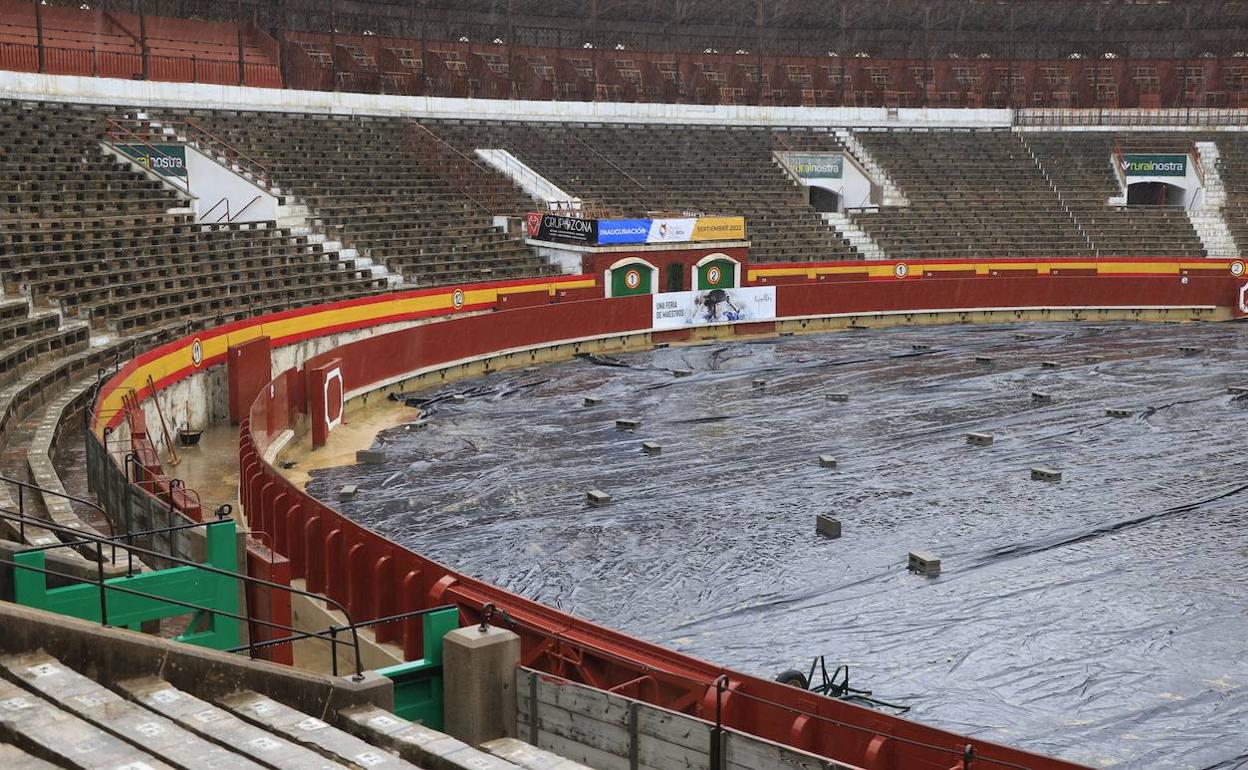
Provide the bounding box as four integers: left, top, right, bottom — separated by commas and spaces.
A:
787, 153, 844, 179
691, 216, 746, 241
527, 214, 746, 245
526, 212, 598, 245
118, 143, 188, 178
652, 286, 776, 330
647, 218, 697, 243
597, 219, 652, 245
1122, 154, 1187, 177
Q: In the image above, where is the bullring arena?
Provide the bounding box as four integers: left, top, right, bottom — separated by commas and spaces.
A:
0, 2, 1246, 770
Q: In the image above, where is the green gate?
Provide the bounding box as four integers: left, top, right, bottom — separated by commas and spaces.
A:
696, 257, 737, 290
13, 520, 240, 650
374, 607, 460, 728
610, 262, 654, 296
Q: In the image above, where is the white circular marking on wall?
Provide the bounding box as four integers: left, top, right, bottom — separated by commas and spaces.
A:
707, 266, 722, 285
625, 269, 642, 289
894, 263, 909, 278
452, 289, 465, 310
1231, 260, 1245, 277
190, 338, 204, 368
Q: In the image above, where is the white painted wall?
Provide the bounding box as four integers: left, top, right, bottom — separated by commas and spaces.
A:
184, 143, 278, 223
774, 151, 876, 210
476, 148, 571, 204
1, 70, 1012, 128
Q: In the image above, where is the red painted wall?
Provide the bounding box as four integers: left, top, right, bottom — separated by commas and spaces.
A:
234, 283, 1216, 770
97, 263, 1245, 770
583, 246, 750, 291
778, 275, 1237, 317
227, 336, 272, 425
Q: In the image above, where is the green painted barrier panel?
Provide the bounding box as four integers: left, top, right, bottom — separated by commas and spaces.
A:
374, 607, 460, 728
13, 521, 240, 650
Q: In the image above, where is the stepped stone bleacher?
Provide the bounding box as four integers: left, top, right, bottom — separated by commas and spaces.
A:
149, 109, 556, 287
432, 121, 862, 263
1025, 133, 1206, 257
0, 100, 388, 331
0, 98, 390, 556
849, 128, 1094, 260
1212, 133, 1248, 251
0, 603, 596, 770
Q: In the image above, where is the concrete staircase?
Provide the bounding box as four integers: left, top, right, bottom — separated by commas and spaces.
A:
122, 112, 405, 289
834, 129, 909, 206
0, 603, 599, 770
821, 211, 889, 260
1189, 141, 1240, 259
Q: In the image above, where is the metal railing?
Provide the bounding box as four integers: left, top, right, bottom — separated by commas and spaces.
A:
182, 118, 274, 188
103, 117, 192, 194
0, 499, 382, 677
566, 131, 658, 214
405, 120, 500, 216
2, 474, 115, 557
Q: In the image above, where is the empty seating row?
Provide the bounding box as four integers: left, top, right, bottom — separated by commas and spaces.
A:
432, 121, 858, 263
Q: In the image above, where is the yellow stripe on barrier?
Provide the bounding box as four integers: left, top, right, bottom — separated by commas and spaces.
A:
748, 259, 1237, 282
94, 278, 598, 434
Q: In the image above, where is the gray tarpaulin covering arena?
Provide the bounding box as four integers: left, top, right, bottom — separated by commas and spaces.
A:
307, 323, 1248, 769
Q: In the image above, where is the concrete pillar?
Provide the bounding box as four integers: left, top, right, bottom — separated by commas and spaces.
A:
443, 625, 520, 746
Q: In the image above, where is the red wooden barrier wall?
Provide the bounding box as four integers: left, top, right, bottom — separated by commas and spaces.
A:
234, 274, 1241, 770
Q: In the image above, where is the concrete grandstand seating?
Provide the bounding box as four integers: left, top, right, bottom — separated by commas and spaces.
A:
1213, 134, 1248, 251
0, 604, 585, 770
0, 98, 389, 557
849, 128, 1094, 259
851, 128, 1207, 260
147, 109, 556, 287
1025, 133, 1206, 257
0, 100, 388, 330
433, 121, 860, 262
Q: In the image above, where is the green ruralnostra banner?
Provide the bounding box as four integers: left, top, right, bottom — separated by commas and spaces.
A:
118, 143, 188, 178
1121, 153, 1187, 178
788, 153, 844, 179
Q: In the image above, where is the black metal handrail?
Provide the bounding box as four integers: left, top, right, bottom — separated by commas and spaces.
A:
3, 469, 118, 564
0, 504, 371, 678
227, 603, 459, 677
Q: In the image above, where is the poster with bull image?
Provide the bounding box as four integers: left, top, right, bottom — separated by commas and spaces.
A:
652, 287, 776, 330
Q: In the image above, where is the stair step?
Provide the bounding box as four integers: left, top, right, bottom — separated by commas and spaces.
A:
0, 652, 264, 770
220, 692, 418, 770
0, 672, 176, 770
0, 742, 59, 769
338, 704, 520, 770
118, 677, 348, 770
481, 737, 595, 770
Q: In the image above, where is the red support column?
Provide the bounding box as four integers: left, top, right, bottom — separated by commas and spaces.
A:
227, 336, 272, 425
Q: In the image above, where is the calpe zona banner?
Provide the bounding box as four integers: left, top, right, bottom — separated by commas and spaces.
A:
526, 213, 599, 244
652, 286, 776, 330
